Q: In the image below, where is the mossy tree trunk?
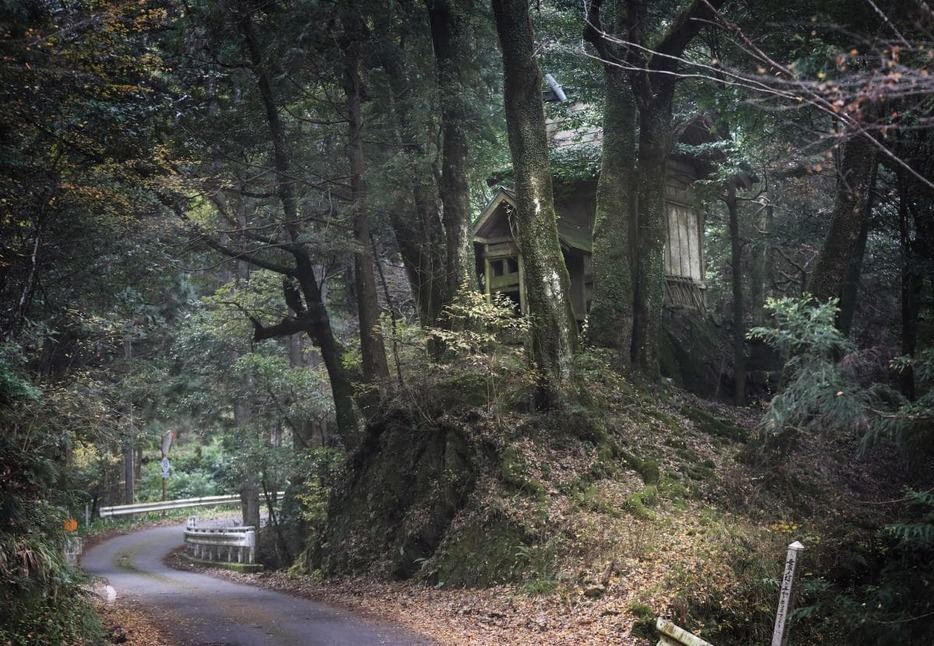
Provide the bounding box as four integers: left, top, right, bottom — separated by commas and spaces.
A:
748, 200, 774, 326
371, 2, 449, 328
584, 4, 636, 369
726, 180, 746, 405
371, 0, 472, 329
631, 108, 671, 376
807, 134, 878, 333
491, 0, 577, 408
896, 140, 934, 399
584, 0, 724, 378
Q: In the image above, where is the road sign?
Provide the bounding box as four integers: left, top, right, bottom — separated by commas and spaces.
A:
161, 431, 174, 456
161, 457, 170, 479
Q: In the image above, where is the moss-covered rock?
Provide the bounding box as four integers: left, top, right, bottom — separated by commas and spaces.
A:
310, 409, 484, 580
500, 445, 545, 497
433, 506, 532, 587
619, 450, 660, 485
624, 485, 658, 520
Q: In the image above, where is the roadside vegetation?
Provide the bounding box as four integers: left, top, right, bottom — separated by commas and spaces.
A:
266, 295, 932, 645
2, 1, 932, 644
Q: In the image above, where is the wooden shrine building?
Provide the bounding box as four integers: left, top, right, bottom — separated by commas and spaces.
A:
472, 157, 709, 323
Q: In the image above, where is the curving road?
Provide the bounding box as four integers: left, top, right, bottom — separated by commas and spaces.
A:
82, 523, 436, 646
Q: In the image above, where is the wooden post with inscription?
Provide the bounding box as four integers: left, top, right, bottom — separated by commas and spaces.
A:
772, 541, 805, 646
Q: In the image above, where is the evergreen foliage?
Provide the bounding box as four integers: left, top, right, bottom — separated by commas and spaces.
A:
0, 360, 103, 645
862, 348, 934, 461
749, 296, 869, 436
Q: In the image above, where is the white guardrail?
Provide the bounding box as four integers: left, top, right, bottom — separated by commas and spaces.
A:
99, 494, 239, 518
98, 492, 285, 518
184, 519, 256, 565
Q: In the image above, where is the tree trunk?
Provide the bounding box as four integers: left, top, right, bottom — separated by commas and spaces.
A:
726, 181, 746, 405
387, 183, 448, 326
588, 0, 725, 378
241, 482, 261, 529
898, 144, 934, 398
491, 0, 577, 408
341, 23, 390, 384
898, 171, 920, 399
294, 256, 359, 443
837, 210, 870, 336
123, 335, 135, 504
373, 1, 453, 328
428, 0, 473, 299
631, 109, 671, 376
748, 199, 774, 325
583, 5, 637, 368
236, 9, 359, 445
807, 134, 878, 320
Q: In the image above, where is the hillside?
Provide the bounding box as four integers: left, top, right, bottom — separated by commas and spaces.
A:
266, 354, 914, 646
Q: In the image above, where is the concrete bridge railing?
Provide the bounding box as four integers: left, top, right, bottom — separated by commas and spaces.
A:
183, 519, 257, 568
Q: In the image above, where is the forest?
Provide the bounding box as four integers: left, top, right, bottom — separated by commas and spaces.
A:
1, 0, 932, 644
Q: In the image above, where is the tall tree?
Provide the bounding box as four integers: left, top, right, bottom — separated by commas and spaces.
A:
337, 5, 390, 383
170, 1, 360, 444
583, 1, 637, 370
368, 0, 487, 328
702, 0, 934, 340
584, 0, 726, 376
725, 177, 747, 404
427, 0, 474, 301
0, 0, 170, 345
491, 0, 578, 407
807, 135, 878, 331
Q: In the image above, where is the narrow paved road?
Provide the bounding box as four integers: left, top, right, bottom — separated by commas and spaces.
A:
82, 523, 435, 646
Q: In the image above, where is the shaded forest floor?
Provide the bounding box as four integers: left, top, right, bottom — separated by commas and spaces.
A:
93, 383, 910, 645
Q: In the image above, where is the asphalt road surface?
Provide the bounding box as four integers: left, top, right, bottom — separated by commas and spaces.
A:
81, 523, 436, 646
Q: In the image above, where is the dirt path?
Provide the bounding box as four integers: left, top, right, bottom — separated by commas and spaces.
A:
81, 523, 437, 646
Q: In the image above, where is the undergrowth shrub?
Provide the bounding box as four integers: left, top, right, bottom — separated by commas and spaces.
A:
861, 347, 934, 468
0, 359, 104, 645
745, 296, 934, 643
796, 489, 934, 645
384, 289, 536, 417
748, 296, 870, 438
666, 517, 781, 644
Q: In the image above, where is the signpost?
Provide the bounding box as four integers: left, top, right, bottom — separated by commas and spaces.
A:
161, 430, 174, 456
772, 540, 805, 646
